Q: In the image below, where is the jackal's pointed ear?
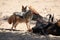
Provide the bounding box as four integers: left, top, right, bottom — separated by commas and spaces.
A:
25, 6, 27, 9
22, 5, 24, 9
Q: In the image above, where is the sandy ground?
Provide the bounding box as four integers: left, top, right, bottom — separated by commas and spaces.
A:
0, 0, 60, 40
0, 31, 60, 40
0, 17, 60, 40
0, 0, 60, 19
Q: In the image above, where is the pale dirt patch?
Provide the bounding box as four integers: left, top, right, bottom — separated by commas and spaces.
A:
0, 0, 60, 40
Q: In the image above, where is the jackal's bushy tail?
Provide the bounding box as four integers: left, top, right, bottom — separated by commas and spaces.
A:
8, 15, 15, 24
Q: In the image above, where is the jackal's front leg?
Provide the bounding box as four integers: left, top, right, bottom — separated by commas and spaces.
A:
26, 22, 33, 32
26, 21, 30, 30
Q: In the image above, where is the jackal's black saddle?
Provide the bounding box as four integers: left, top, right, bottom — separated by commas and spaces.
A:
14, 10, 31, 19
14, 12, 26, 19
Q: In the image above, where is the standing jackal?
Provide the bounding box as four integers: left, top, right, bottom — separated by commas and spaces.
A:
8, 5, 33, 30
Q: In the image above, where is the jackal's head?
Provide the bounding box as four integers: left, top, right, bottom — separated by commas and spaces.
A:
22, 5, 27, 12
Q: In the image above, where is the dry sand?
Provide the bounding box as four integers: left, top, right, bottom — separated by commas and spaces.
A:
0, 0, 60, 40
0, 0, 60, 19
